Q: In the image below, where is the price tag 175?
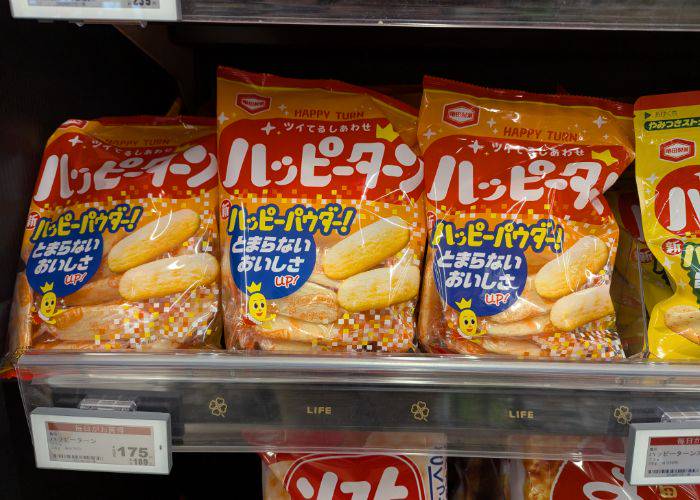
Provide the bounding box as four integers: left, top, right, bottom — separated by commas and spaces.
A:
626, 422, 700, 486
31, 407, 171, 474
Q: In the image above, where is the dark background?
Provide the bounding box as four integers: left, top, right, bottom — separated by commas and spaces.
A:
3, 2, 700, 497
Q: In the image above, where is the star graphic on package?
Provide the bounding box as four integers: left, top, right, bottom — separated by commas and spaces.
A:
468, 139, 484, 154
591, 149, 617, 166
261, 122, 276, 135
593, 115, 607, 128
278, 104, 287, 112
646, 172, 659, 183
218, 112, 229, 124
423, 128, 436, 140
487, 117, 497, 128
68, 135, 82, 147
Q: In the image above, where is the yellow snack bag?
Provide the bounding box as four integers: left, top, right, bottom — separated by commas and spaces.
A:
635, 91, 700, 358
217, 67, 425, 352
418, 77, 635, 357
9, 116, 221, 353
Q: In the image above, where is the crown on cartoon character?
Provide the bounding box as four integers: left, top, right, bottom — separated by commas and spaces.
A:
40, 282, 54, 294
246, 282, 262, 294
376, 123, 400, 141
456, 298, 472, 311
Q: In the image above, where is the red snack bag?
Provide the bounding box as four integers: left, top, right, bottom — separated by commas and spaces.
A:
503, 460, 700, 500
9, 116, 221, 353
418, 77, 635, 357
261, 452, 447, 499
217, 67, 425, 352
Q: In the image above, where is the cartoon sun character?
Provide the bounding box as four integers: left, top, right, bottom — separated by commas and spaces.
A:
246, 282, 275, 324
456, 298, 479, 338
37, 282, 64, 324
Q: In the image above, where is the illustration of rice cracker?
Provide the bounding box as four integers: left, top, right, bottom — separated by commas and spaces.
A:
119, 253, 219, 301
273, 282, 339, 324
258, 315, 339, 343
322, 216, 410, 280
487, 276, 553, 324
535, 235, 609, 300
108, 209, 200, 273
50, 304, 129, 341
550, 285, 614, 331
664, 305, 700, 345
337, 264, 420, 312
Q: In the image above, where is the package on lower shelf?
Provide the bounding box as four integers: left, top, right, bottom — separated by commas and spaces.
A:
502, 460, 700, 500
216, 67, 426, 352
260, 433, 447, 499
8, 116, 222, 354
417, 76, 635, 359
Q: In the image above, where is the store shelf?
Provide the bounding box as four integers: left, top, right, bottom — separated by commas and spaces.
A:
15, 351, 700, 460
180, 0, 697, 30
9, 0, 700, 30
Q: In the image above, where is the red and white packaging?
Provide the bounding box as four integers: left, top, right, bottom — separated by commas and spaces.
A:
503, 460, 700, 499
261, 452, 447, 500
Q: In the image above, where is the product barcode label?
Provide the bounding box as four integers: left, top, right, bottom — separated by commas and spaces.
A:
649, 469, 699, 475
31, 408, 171, 474
627, 422, 700, 486
645, 436, 700, 478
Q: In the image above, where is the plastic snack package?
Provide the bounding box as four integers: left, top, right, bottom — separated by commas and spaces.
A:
217, 67, 425, 352
635, 91, 700, 359
262, 454, 447, 500
261, 451, 447, 499
607, 173, 673, 355
418, 76, 635, 357
8, 116, 221, 353
502, 460, 700, 500
258, 432, 447, 499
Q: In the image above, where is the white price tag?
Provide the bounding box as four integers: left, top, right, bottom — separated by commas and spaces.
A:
626, 422, 700, 485
30, 408, 171, 474
10, 0, 179, 21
